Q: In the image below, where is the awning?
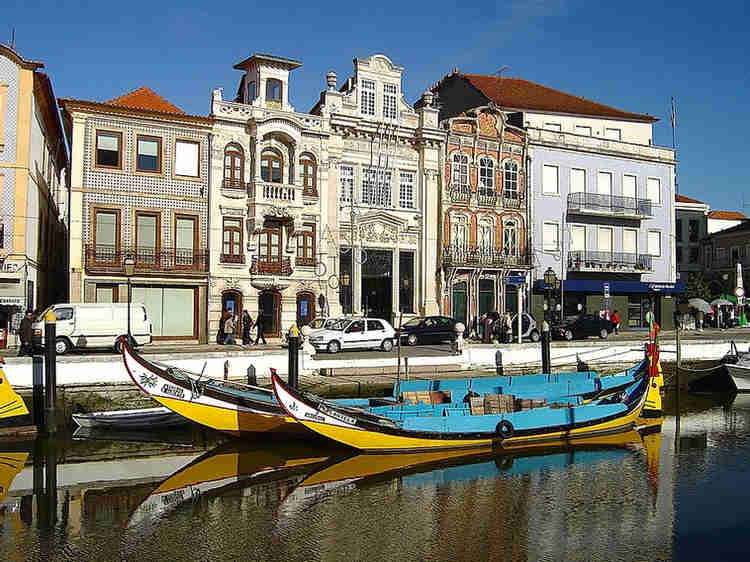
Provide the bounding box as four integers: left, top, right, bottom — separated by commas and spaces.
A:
534, 279, 685, 294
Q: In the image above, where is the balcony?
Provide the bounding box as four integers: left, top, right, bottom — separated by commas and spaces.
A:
567, 250, 653, 273
250, 256, 293, 276
222, 178, 250, 190
442, 246, 532, 269
477, 190, 497, 207
220, 253, 246, 265
254, 182, 300, 204
567, 193, 653, 219
84, 245, 209, 275
449, 185, 471, 204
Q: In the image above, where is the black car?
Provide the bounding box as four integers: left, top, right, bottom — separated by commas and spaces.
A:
553, 314, 613, 341
399, 316, 457, 345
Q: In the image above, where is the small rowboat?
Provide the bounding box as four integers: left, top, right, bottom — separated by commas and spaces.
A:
72, 407, 187, 429
122, 340, 647, 437
271, 359, 651, 453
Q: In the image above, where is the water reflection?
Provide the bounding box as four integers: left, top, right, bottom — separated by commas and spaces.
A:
1, 392, 749, 561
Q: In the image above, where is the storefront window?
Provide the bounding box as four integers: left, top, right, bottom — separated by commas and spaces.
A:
339, 249, 352, 314
399, 251, 414, 313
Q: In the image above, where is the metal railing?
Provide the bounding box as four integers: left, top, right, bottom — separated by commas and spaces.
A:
567, 192, 653, 217
222, 178, 250, 189
220, 253, 246, 264
449, 185, 471, 204
442, 246, 532, 268
250, 256, 293, 276
84, 244, 209, 274
567, 250, 653, 271
477, 190, 497, 207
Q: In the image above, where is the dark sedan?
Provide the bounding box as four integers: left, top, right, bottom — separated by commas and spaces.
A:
553, 314, 613, 341
399, 316, 457, 345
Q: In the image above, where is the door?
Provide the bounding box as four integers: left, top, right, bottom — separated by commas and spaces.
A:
366, 319, 386, 348
342, 319, 365, 349
296, 292, 315, 327
221, 290, 242, 336
452, 282, 467, 330
259, 291, 280, 337
597, 172, 612, 196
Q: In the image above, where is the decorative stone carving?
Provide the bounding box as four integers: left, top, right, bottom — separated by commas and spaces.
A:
360, 222, 399, 244
250, 279, 292, 291
224, 277, 243, 290
478, 112, 498, 137
452, 122, 473, 134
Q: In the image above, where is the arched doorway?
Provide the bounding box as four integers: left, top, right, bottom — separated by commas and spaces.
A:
259, 290, 281, 338
221, 290, 242, 336
296, 292, 315, 327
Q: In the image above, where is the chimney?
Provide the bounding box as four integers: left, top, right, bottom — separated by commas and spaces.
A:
326, 71, 337, 91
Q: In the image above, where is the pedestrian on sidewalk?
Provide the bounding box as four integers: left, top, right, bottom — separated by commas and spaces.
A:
254, 308, 267, 345
242, 310, 253, 346
611, 309, 621, 335
223, 312, 237, 345
18, 310, 34, 356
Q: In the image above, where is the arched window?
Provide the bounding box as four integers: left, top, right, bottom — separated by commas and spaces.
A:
452, 153, 468, 187
478, 217, 494, 252
261, 149, 283, 183
266, 79, 282, 105
223, 143, 244, 187
299, 154, 317, 195
479, 158, 494, 193
503, 219, 519, 256
504, 161, 519, 199
451, 215, 468, 248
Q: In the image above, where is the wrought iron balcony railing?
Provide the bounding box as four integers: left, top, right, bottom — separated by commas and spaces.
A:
250, 256, 293, 276
220, 253, 246, 264
477, 190, 497, 207
84, 244, 209, 274
567, 192, 653, 218
222, 178, 251, 189
449, 185, 471, 204
567, 250, 653, 272
442, 246, 532, 269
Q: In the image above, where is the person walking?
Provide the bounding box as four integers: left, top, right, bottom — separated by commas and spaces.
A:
241, 310, 253, 346
18, 310, 34, 356
217, 309, 228, 344
254, 308, 267, 345
223, 312, 237, 345
611, 309, 621, 335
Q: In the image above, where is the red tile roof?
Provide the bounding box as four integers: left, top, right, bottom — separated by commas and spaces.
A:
675, 194, 705, 204
462, 74, 659, 123
708, 210, 749, 221
106, 86, 185, 115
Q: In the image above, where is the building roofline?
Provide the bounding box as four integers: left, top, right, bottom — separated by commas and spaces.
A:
58, 97, 213, 125
233, 53, 302, 71
0, 43, 44, 70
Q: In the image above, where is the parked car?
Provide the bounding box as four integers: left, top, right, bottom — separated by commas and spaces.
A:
553, 314, 613, 341
308, 317, 396, 354
32, 303, 153, 355
281, 317, 345, 347
510, 313, 541, 342
399, 316, 457, 346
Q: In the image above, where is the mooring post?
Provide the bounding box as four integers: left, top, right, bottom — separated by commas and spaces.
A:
43, 310, 57, 435
223, 360, 229, 381
541, 320, 551, 374
404, 357, 409, 381
495, 350, 503, 377
288, 324, 299, 390
32, 355, 44, 430
247, 364, 256, 386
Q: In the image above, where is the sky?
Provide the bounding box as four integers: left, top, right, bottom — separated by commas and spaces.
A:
4, 0, 749, 212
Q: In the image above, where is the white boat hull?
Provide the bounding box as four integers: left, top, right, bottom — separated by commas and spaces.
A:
726, 363, 750, 392
72, 406, 187, 429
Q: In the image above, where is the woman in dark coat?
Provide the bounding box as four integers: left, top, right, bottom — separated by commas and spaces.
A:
242, 310, 252, 345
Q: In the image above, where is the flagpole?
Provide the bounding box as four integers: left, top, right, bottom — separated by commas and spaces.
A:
671, 97, 678, 197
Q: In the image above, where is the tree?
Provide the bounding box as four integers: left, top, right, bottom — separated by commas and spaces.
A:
685, 272, 711, 301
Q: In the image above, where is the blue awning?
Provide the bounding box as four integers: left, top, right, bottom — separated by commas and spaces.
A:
534, 279, 685, 294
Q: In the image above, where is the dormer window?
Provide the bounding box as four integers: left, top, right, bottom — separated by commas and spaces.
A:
261, 149, 283, 183
266, 79, 282, 108
383, 83, 397, 119
361, 79, 376, 116
247, 81, 256, 102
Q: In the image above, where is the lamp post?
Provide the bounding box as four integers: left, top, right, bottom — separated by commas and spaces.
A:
124, 256, 136, 343
543, 267, 558, 322
541, 267, 557, 374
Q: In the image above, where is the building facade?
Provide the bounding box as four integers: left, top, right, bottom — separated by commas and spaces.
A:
675, 194, 709, 282
707, 209, 748, 235
701, 221, 750, 297
60, 87, 211, 343
0, 44, 68, 349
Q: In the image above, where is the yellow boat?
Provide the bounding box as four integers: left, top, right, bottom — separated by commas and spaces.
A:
0, 452, 28, 504
1, 360, 31, 433
272, 358, 651, 453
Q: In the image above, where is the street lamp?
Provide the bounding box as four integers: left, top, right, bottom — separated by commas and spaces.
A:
124, 255, 136, 343
543, 267, 558, 322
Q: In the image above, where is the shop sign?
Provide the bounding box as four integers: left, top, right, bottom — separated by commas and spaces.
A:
0, 296, 24, 306
603, 283, 610, 299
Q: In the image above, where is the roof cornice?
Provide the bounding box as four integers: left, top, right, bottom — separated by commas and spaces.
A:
58, 98, 213, 126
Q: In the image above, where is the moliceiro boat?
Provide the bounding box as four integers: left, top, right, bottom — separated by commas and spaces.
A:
271, 360, 651, 453
1, 359, 32, 433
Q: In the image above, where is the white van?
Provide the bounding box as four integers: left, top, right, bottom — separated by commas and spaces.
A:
32, 303, 152, 355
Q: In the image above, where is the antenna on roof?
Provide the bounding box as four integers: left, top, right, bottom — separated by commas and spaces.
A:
494, 65, 510, 78
10, 26, 15, 50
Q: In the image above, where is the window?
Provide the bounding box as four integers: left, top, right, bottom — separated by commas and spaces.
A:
223, 143, 244, 186
175, 215, 197, 266
676, 219, 683, 242
542, 165, 559, 195
647, 178, 661, 204
399, 171, 415, 209
360, 79, 376, 115
95, 286, 116, 303
452, 153, 468, 187
575, 125, 592, 136
605, 128, 622, 141
597, 171, 612, 196
503, 220, 518, 255
367, 320, 385, 331
300, 154, 317, 195
247, 81, 256, 102
222, 218, 243, 259
266, 79, 282, 105
704, 247, 712, 267
55, 307, 74, 321
478, 218, 494, 250
362, 168, 391, 207
570, 168, 585, 194
648, 231, 661, 257
689, 219, 699, 242
175, 140, 200, 177
570, 225, 586, 252
340, 165, 354, 204
689, 246, 700, 264
545, 123, 562, 131
136, 135, 161, 173
597, 227, 613, 252
676, 247, 683, 264
94, 208, 119, 258
383, 83, 397, 119
399, 251, 414, 313
504, 161, 519, 199
623, 228, 637, 255
95, 131, 122, 168
479, 158, 494, 192
258, 226, 281, 262
543, 222, 559, 251
261, 149, 283, 183
451, 215, 468, 247
623, 175, 637, 200
296, 223, 315, 266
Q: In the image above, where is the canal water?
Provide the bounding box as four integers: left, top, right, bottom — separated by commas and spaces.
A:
1, 392, 748, 561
